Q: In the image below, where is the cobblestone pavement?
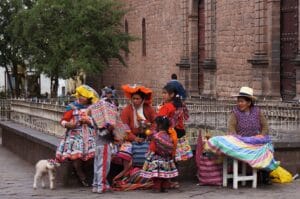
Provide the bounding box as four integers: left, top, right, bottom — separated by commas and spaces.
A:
0, 144, 299, 199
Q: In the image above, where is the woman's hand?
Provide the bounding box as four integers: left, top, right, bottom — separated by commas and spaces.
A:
66, 121, 77, 129
79, 118, 91, 125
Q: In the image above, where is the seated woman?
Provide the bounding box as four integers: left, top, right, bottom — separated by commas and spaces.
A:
56, 85, 99, 187
228, 86, 271, 184
113, 84, 156, 190
228, 86, 268, 136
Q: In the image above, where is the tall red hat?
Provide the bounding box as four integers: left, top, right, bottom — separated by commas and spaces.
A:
121, 84, 152, 104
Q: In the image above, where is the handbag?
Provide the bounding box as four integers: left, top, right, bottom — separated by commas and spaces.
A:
175, 135, 193, 161
195, 130, 222, 185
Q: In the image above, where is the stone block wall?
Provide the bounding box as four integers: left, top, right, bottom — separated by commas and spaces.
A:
215, 0, 256, 98
96, 0, 185, 96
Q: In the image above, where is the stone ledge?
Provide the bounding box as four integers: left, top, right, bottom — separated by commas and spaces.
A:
0, 121, 60, 150
274, 142, 300, 149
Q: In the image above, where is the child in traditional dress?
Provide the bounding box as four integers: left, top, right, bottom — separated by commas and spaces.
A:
157, 82, 192, 188
89, 99, 126, 193
140, 116, 178, 192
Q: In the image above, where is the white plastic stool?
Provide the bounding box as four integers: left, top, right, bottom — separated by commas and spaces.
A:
223, 156, 257, 189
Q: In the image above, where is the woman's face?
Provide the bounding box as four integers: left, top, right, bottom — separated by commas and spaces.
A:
162, 89, 174, 103
237, 97, 251, 111
131, 93, 143, 107
78, 95, 90, 105
106, 93, 113, 99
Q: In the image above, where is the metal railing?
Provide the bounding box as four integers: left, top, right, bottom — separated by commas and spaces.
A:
0, 99, 11, 121
0, 98, 299, 143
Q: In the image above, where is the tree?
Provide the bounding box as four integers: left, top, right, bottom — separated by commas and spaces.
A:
0, 0, 35, 97
11, 0, 135, 97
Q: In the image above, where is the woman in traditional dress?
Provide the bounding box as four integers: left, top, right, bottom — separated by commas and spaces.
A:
112, 84, 156, 190
157, 82, 192, 188
228, 86, 271, 184
228, 86, 269, 136
140, 116, 178, 192
56, 85, 99, 187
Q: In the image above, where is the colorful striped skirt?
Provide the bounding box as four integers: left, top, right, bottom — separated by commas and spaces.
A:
56, 127, 96, 162
140, 152, 178, 179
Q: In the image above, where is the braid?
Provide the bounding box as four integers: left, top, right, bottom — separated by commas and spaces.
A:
163, 83, 183, 108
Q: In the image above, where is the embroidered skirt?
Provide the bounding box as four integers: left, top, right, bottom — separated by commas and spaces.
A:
140, 152, 178, 179
56, 126, 96, 162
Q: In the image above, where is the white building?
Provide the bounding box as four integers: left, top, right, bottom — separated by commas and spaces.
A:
40, 74, 66, 97
0, 67, 5, 92
0, 67, 66, 97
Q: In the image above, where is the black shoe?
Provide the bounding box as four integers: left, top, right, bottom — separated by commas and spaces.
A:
81, 179, 90, 187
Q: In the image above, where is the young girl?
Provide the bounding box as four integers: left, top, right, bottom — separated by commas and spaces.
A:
140, 116, 178, 192
158, 83, 192, 162
157, 83, 192, 189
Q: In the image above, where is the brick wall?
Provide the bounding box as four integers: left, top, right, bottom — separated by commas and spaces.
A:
215, 0, 256, 98
87, 0, 273, 99
101, 0, 184, 97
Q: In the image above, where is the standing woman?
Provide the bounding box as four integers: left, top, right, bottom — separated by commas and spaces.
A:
56, 85, 99, 187
157, 83, 192, 188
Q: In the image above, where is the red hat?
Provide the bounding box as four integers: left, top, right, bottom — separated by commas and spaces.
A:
121, 84, 152, 104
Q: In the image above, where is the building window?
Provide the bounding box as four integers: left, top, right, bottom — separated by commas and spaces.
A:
142, 18, 146, 56
125, 19, 129, 58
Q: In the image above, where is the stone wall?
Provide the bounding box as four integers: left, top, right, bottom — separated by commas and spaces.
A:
7, 99, 300, 144
91, 0, 185, 96
9, 100, 65, 137
215, 0, 256, 97
89, 0, 290, 100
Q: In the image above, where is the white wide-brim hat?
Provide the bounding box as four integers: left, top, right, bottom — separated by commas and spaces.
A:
232, 86, 257, 101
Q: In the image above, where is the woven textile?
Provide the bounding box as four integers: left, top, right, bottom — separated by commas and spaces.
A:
207, 135, 279, 171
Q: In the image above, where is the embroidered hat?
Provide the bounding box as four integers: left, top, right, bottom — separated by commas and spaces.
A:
121, 84, 152, 104
72, 84, 100, 104
233, 86, 257, 101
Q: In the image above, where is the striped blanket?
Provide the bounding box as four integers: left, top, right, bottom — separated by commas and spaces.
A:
207, 135, 279, 171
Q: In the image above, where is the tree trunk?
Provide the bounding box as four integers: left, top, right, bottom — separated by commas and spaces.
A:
4, 65, 14, 98
50, 76, 59, 98
12, 64, 20, 98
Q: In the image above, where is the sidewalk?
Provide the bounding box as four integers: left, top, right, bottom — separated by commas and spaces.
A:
0, 144, 299, 199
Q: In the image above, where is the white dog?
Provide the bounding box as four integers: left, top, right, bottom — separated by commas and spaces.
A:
33, 159, 60, 190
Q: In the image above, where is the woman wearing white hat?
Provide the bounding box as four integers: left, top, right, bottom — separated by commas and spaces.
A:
228, 86, 271, 185
228, 86, 269, 136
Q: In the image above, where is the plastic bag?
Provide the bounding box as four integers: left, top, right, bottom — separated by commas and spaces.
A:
269, 166, 293, 183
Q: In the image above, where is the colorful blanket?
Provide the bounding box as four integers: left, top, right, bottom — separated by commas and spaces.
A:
90, 100, 127, 140
113, 167, 153, 191
207, 135, 279, 171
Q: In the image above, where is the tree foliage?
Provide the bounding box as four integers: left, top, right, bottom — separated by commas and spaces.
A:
0, 0, 35, 97
10, 0, 134, 97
